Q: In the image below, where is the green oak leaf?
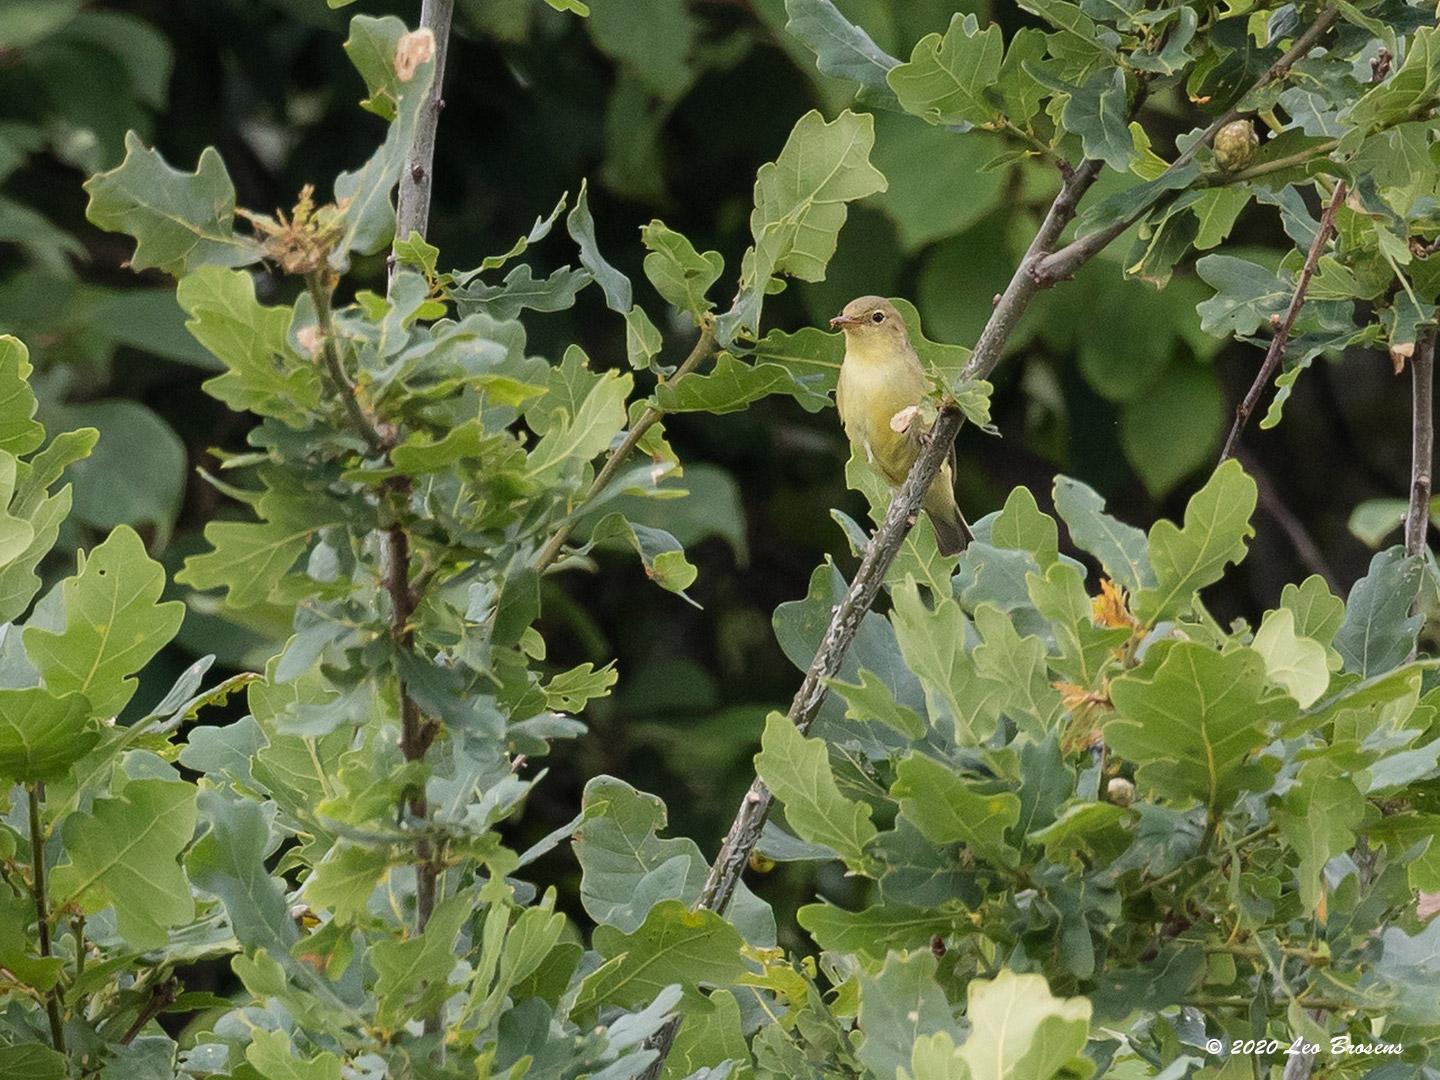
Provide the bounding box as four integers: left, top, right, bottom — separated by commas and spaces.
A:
1344, 25, 1440, 130
24, 525, 185, 718
303, 845, 389, 925
783, 0, 901, 110
0, 452, 33, 566
1135, 459, 1256, 623
856, 951, 957, 1080
178, 516, 321, 609
245, 1029, 342, 1080
830, 668, 926, 740
1026, 561, 1130, 686
1277, 762, 1365, 911
178, 267, 322, 426
721, 109, 887, 342
956, 970, 1093, 1080
1107, 642, 1295, 811
576, 899, 746, 1011
1252, 607, 1329, 707
0, 336, 43, 456
187, 790, 306, 979
655, 353, 819, 414
800, 902, 971, 962
889, 580, 1004, 745
1052, 475, 1154, 594
624, 305, 662, 369
972, 604, 1064, 733
542, 661, 618, 712
891, 751, 1019, 868
888, 15, 1004, 129
992, 485, 1059, 567
1031, 66, 1133, 170
330, 19, 437, 264
1334, 547, 1423, 677
343, 15, 406, 120
573, 776, 774, 944
641, 220, 723, 316
82, 132, 260, 276
755, 711, 877, 870
454, 263, 593, 321
1195, 254, 1293, 337
0, 484, 79, 627
371, 893, 470, 1029
0, 890, 65, 992
524, 368, 631, 483
0, 689, 97, 783
567, 178, 631, 313
588, 512, 698, 600
50, 778, 197, 949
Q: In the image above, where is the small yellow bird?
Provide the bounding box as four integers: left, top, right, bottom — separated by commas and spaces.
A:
831, 296, 971, 556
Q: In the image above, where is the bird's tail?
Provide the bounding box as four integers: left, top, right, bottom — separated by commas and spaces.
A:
927, 502, 973, 557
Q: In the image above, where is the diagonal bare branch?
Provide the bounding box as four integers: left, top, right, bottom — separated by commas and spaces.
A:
1219, 181, 1346, 462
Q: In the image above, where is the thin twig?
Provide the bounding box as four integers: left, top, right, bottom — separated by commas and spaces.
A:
303, 272, 387, 453
27, 785, 64, 1054
119, 980, 177, 1046
534, 318, 717, 572
1219, 181, 1347, 462
391, 0, 455, 285
1033, 4, 1339, 285
1406, 327, 1435, 561
1240, 450, 1338, 589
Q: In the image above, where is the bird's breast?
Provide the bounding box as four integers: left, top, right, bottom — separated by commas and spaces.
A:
837, 353, 927, 477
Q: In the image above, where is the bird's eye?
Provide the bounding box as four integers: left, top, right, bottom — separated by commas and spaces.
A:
870, 311, 885, 323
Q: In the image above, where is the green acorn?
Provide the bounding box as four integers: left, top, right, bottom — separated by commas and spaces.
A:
1214, 119, 1259, 172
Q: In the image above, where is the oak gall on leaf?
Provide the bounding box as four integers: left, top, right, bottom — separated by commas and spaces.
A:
1214, 120, 1259, 172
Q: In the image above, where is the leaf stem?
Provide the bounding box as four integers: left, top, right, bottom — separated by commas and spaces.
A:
27, 784, 65, 1055
303, 271, 388, 453
1219, 180, 1346, 462
1209, 139, 1339, 185
1203, 941, 1331, 965
533, 316, 717, 572
996, 119, 1066, 168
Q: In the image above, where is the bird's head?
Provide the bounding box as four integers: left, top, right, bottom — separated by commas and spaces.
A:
829, 296, 909, 346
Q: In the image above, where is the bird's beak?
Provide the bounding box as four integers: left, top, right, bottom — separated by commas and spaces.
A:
829, 313, 860, 329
